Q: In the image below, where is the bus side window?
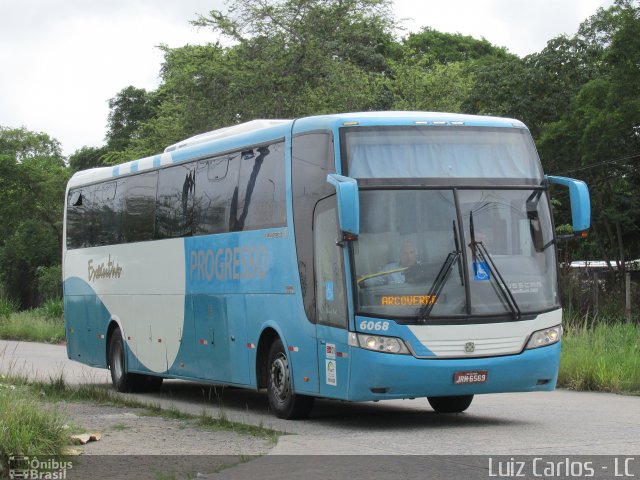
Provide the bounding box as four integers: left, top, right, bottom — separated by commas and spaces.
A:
314, 197, 347, 329
234, 142, 286, 231
156, 164, 195, 238
66, 188, 87, 249
194, 154, 240, 235
94, 181, 120, 246
122, 172, 158, 243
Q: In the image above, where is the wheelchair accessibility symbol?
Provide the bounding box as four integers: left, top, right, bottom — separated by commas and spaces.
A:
473, 261, 490, 281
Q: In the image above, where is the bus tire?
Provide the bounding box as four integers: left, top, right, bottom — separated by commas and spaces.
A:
108, 328, 163, 393
427, 394, 473, 413
266, 338, 314, 419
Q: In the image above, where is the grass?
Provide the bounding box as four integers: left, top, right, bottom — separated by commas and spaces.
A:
0, 297, 19, 320
2, 371, 281, 443
0, 373, 279, 478
0, 306, 65, 344
559, 315, 640, 394
0, 378, 70, 477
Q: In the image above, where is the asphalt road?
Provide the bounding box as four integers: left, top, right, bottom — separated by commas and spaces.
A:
2, 339, 638, 479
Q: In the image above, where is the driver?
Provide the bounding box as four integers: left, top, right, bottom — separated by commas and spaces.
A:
361, 242, 418, 286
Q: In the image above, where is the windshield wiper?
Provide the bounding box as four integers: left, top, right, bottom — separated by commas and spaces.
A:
469, 211, 521, 320
418, 220, 462, 320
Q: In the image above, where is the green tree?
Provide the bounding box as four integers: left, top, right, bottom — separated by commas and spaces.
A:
0, 127, 69, 308
538, 0, 640, 268
0, 220, 60, 308
193, 0, 397, 73
106, 86, 159, 152
106, 0, 400, 162
462, 34, 602, 138
402, 28, 511, 68
68, 145, 109, 172
387, 61, 473, 112
387, 29, 510, 113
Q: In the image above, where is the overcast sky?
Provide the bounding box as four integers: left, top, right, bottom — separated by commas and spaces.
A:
0, 0, 615, 157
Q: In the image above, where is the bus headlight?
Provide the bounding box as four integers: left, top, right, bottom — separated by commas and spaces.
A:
526, 325, 563, 349
349, 333, 410, 354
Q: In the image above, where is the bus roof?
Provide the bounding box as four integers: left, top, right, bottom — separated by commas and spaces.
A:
67, 112, 526, 189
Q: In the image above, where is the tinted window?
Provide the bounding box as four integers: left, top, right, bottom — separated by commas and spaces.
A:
157, 164, 195, 238
93, 181, 121, 246
66, 139, 286, 249
122, 172, 158, 243
194, 154, 240, 235
233, 142, 286, 231
66, 188, 91, 249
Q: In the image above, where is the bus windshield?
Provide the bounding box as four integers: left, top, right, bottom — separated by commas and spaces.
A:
343, 126, 544, 181
353, 189, 559, 321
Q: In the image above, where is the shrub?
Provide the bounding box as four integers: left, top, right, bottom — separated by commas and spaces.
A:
40, 298, 64, 320
0, 297, 18, 320
37, 265, 62, 302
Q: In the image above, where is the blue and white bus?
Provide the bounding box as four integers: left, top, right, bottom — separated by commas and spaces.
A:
63, 112, 590, 419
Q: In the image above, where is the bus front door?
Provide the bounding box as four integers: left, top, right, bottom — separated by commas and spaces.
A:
313, 197, 350, 398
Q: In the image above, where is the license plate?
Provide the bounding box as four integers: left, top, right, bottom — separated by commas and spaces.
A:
453, 370, 488, 384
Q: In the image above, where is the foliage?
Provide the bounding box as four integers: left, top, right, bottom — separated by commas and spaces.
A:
106, 86, 159, 152
401, 27, 512, 67
67, 145, 109, 172
559, 318, 640, 393
37, 265, 62, 302
0, 297, 18, 320
104, 0, 522, 164
1, 0, 639, 314
192, 0, 397, 71
387, 61, 473, 112
459, 0, 640, 274
0, 126, 63, 162
0, 309, 65, 343
0, 385, 68, 466
39, 298, 64, 320
0, 220, 61, 308
0, 127, 69, 309
537, 0, 640, 272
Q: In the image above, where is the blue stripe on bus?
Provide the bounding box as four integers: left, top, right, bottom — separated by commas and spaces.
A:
64, 277, 113, 369
152, 155, 161, 168
64, 276, 179, 376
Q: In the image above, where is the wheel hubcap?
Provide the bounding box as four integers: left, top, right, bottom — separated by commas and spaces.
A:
270, 353, 289, 401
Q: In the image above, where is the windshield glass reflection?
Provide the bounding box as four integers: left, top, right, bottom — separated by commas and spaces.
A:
353, 189, 558, 321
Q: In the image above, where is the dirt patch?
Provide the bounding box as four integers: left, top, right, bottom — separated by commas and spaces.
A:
54, 401, 274, 479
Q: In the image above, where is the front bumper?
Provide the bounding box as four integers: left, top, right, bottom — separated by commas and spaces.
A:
347, 341, 561, 401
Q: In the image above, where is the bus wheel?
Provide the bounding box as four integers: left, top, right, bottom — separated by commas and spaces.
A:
108, 328, 163, 393
427, 395, 473, 413
266, 339, 314, 419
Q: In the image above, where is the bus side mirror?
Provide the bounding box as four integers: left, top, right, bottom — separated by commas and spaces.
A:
327, 174, 360, 239
545, 175, 591, 238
